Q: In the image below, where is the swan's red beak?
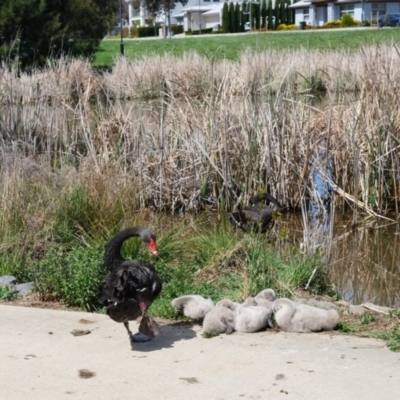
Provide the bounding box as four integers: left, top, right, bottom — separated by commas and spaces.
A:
149, 238, 158, 256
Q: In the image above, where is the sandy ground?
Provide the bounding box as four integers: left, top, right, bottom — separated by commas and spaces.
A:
1, 304, 399, 400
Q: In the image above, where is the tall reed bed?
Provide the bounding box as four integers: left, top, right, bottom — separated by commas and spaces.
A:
0, 44, 399, 247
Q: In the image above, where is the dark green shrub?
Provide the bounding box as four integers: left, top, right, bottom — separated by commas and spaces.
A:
138, 26, 157, 38
185, 28, 212, 35
171, 25, 184, 35
30, 245, 105, 310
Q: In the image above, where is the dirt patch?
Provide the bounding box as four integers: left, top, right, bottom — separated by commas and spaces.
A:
0, 294, 77, 311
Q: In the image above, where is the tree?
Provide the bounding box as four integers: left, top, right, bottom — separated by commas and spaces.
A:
250, 2, 255, 29
267, 0, 273, 30
222, 2, 230, 33
261, 0, 267, 29
234, 3, 241, 33
254, 3, 261, 30
242, 1, 249, 30
0, 0, 118, 70
142, 0, 188, 36
287, 0, 294, 25
229, 2, 235, 33
281, 0, 287, 25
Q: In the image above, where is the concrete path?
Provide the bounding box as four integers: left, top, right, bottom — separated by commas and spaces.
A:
1, 305, 399, 400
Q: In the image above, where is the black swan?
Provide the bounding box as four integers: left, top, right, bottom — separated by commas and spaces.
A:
229, 192, 282, 233
98, 227, 162, 342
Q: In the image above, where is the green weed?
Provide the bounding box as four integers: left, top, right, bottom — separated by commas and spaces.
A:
0, 286, 19, 301
30, 244, 105, 310
360, 312, 376, 325
378, 327, 400, 352
336, 322, 358, 333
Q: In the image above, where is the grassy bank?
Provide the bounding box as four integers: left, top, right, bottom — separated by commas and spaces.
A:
0, 215, 329, 315
94, 28, 400, 66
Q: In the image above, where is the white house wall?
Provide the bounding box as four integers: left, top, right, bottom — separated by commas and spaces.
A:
387, 2, 400, 13
294, 2, 400, 25
204, 14, 220, 29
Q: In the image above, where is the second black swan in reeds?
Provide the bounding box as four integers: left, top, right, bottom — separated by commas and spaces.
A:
229, 192, 282, 233
98, 227, 162, 342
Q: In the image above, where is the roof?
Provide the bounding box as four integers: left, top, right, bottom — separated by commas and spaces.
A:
202, 4, 224, 15
172, 12, 186, 18
289, 0, 311, 8
181, 5, 215, 12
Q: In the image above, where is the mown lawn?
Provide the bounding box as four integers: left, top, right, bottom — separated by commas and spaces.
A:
94, 28, 400, 67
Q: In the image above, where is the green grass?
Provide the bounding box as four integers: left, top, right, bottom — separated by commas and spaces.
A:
94, 29, 400, 67
0, 217, 329, 317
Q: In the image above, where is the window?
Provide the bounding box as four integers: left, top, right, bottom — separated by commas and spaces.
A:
340, 5, 354, 17
303, 8, 310, 21
371, 3, 386, 19
213, 0, 220, 2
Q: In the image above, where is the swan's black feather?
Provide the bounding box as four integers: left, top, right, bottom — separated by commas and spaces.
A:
98, 228, 161, 327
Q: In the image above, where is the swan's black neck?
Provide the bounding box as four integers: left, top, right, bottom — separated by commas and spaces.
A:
104, 227, 148, 271
251, 193, 282, 210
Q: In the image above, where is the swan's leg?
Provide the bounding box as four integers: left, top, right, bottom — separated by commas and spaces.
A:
124, 321, 151, 343
130, 302, 152, 342
124, 322, 132, 336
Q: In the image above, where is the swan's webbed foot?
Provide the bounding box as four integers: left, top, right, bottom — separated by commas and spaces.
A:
124, 322, 152, 342
130, 333, 152, 342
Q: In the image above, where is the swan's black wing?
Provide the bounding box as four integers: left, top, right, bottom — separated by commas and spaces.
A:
229, 192, 282, 233
229, 204, 274, 233
98, 260, 162, 323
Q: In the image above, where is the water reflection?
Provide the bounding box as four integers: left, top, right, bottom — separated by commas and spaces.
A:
278, 213, 400, 308
328, 222, 400, 308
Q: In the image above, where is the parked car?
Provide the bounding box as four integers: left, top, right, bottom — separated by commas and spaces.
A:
378, 13, 400, 27
244, 22, 250, 31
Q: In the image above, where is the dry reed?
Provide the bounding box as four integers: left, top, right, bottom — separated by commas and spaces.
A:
1, 43, 399, 233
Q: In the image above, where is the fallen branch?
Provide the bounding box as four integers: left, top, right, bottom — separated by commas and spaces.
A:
305, 268, 317, 290
361, 303, 390, 315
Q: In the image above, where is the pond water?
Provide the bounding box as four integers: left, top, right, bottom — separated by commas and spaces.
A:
277, 212, 400, 308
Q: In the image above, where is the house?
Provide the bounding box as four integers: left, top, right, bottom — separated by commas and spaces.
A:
289, 1, 400, 26
124, 0, 225, 30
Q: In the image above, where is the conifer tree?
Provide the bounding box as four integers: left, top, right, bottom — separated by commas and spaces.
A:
234, 3, 241, 32
254, 3, 261, 30
250, 2, 255, 29
229, 1, 235, 32
267, 0, 273, 29
261, 0, 267, 29
286, 0, 293, 25
242, 1, 248, 30
222, 2, 230, 33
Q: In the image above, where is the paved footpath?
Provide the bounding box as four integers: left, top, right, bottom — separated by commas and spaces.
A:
1, 305, 399, 400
